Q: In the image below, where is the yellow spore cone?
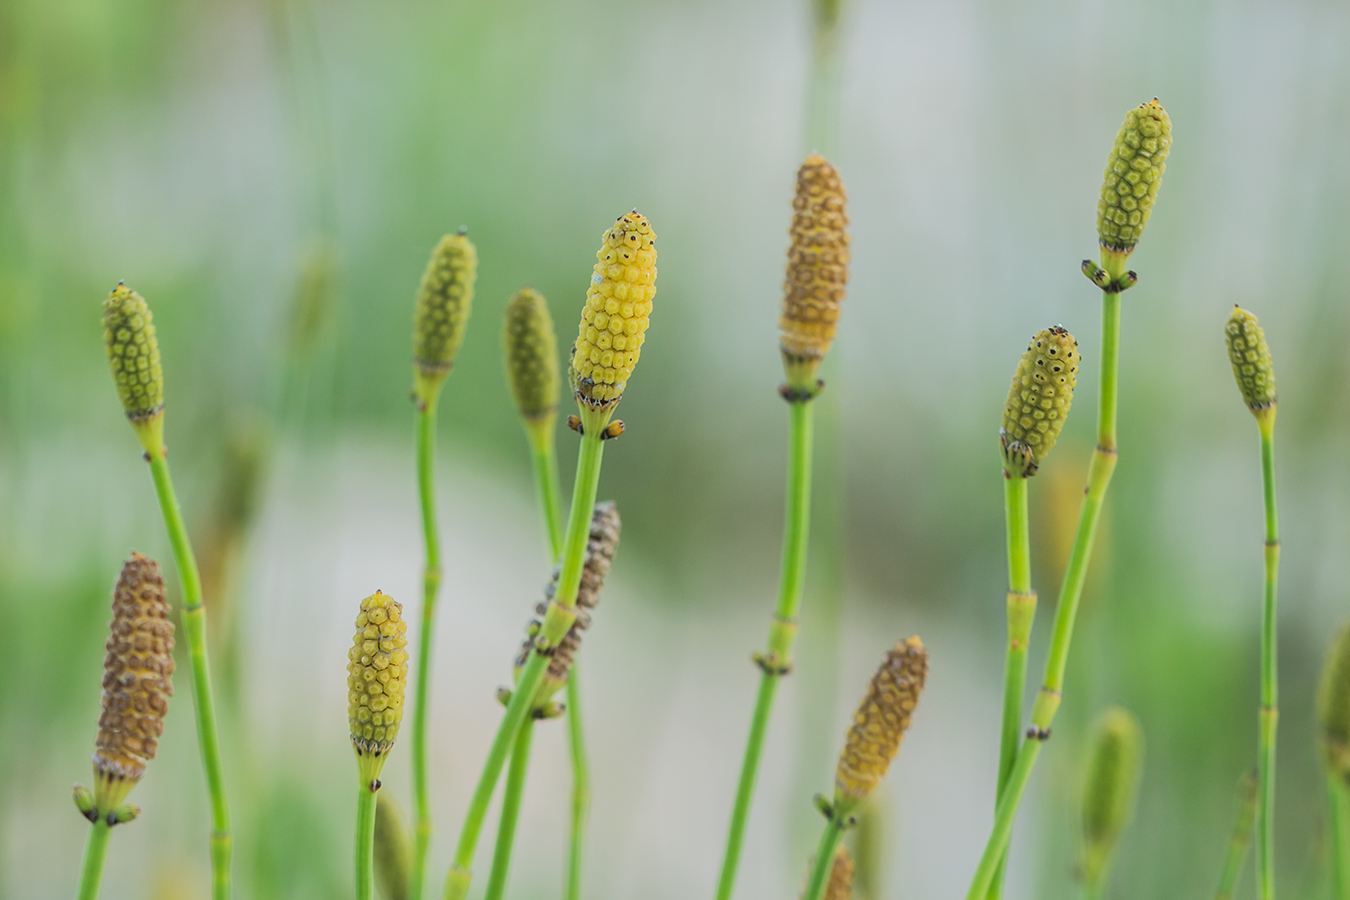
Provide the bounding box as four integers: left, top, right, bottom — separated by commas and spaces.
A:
833, 636, 927, 813
1000, 326, 1080, 477
568, 211, 656, 411
102, 282, 165, 453
348, 591, 409, 783
780, 154, 849, 389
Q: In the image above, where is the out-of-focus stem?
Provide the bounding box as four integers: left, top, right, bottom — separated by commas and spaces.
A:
483, 717, 536, 900
1256, 414, 1279, 900
1328, 773, 1350, 900
1215, 772, 1259, 900
76, 820, 112, 900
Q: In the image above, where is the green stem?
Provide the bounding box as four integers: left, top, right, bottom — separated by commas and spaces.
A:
356, 782, 378, 900
801, 816, 847, 900
147, 451, 232, 900
411, 392, 444, 900
565, 670, 590, 900
75, 820, 112, 900
1215, 776, 1259, 900
1327, 773, 1350, 900
483, 717, 536, 900
1257, 416, 1279, 900
443, 418, 609, 900
988, 474, 1035, 900
715, 397, 815, 900
526, 418, 565, 561
965, 284, 1123, 900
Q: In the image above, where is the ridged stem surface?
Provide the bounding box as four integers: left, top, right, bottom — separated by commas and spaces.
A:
965, 284, 1123, 900
1328, 773, 1350, 900
715, 398, 815, 900
411, 389, 443, 900
442, 423, 608, 900
76, 820, 112, 900
483, 716, 536, 900
355, 782, 378, 900
989, 474, 1034, 899
1257, 418, 1279, 900
802, 816, 847, 900
148, 451, 232, 900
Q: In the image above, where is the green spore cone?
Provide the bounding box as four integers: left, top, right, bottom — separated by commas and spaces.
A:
503, 287, 560, 422
1097, 99, 1172, 257
412, 231, 477, 397
1320, 622, 1350, 783
374, 792, 413, 900
1225, 306, 1276, 415
1080, 707, 1144, 886
1000, 326, 1080, 477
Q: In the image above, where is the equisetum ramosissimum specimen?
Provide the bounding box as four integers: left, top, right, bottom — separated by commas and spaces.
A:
74, 554, 174, 900
1000, 326, 1080, 478
1319, 623, 1350, 899
1078, 708, 1143, 899
412, 230, 478, 402
100, 282, 233, 900
1095, 98, 1172, 270
504, 287, 561, 425
349, 590, 409, 900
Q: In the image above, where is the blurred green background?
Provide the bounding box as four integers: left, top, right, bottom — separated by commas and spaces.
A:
3, 0, 1349, 898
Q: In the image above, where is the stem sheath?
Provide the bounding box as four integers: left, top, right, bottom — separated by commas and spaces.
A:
147, 451, 232, 900
411, 393, 443, 900
356, 782, 378, 900
715, 397, 815, 900
76, 820, 112, 900
483, 717, 536, 900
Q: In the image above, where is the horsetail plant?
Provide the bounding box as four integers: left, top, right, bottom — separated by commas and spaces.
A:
442, 210, 655, 900
74, 554, 174, 900
802, 637, 927, 900
1214, 770, 1260, 900
717, 153, 849, 900
990, 325, 1079, 896
967, 98, 1172, 900
1078, 707, 1144, 900
1318, 622, 1350, 899
1225, 305, 1280, 900
483, 502, 621, 900
348, 591, 410, 900
101, 283, 233, 899
408, 230, 477, 900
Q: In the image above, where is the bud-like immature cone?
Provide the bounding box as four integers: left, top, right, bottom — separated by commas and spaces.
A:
516, 501, 620, 703
1080, 707, 1144, 884
1097, 99, 1172, 261
348, 591, 409, 782
1000, 326, 1079, 477
1225, 306, 1277, 417
374, 792, 414, 900
102, 283, 166, 453
833, 637, 927, 812
412, 232, 477, 400
1319, 622, 1350, 784
780, 155, 849, 389
569, 212, 657, 411
503, 288, 560, 423
93, 553, 175, 812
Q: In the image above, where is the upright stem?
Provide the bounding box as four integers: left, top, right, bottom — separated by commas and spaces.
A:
75, 820, 112, 900
442, 419, 609, 900
411, 391, 444, 900
526, 419, 565, 561
355, 781, 378, 900
988, 474, 1034, 899
715, 397, 815, 900
965, 286, 1123, 900
147, 451, 232, 900
801, 816, 847, 900
1256, 415, 1280, 900
483, 717, 537, 900
1327, 773, 1350, 900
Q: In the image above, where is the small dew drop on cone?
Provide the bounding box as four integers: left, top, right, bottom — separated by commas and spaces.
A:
780, 154, 849, 389
1319, 622, 1350, 784
1225, 306, 1277, 416
503, 287, 560, 423
1000, 326, 1080, 477
569, 212, 657, 409
348, 592, 409, 771
1079, 707, 1144, 885
833, 637, 927, 813
412, 232, 478, 395
93, 553, 175, 812
1097, 99, 1172, 256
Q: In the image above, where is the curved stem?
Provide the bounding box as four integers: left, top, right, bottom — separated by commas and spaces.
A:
411, 393, 443, 900
483, 717, 536, 900
76, 820, 112, 900
716, 397, 815, 900
356, 781, 378, 900
147, 451, 232, 900
801, 816, 847, 900
1256, 416, 1279, 900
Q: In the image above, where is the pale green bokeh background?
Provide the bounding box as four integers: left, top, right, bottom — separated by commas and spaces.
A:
2, 0, 1349, 898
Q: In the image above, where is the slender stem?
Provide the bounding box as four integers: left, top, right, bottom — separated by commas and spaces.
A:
525, 418, 564, 561
1256, 415, 1279, 900
988, 474, 1035, 900
1327, 773, 1350, 900
565, 670, 590, 900
715, 397, 815, 900
356, 782, 378, 900
965, 285, 1123, 900
76, 820, 112, 900
802, 817, 847, 900
483, 717, 536, 900
1215, 776, 1259, 900
443, 421, 609, 900
147, 451, 232, 900
411, 392, 444, 900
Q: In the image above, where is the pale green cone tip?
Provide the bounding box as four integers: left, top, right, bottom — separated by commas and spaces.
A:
102, 283, 166, 451
412, 231, 477, 398
1000, 326, 1080, 477
374, 792, 413, 900
1080, 707, 1144, 884
1097, 98, 1171, 260
1318, 622, 1350, 784
1225, 306, 1276, 416
503, 287, 560, 423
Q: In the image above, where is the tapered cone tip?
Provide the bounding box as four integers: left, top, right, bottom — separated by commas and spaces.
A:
1319, 622, 1350, 783
413, 233, 478, 391
348, 591, 409, 764
780, 154, 849, 388
1225, 306, 1277, 415
833, 637, 927, 811
503, 288, 560, 422
1080, 707, 1144, 883
1097, 99, 1172, 255
1000, 326, 1079, 477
